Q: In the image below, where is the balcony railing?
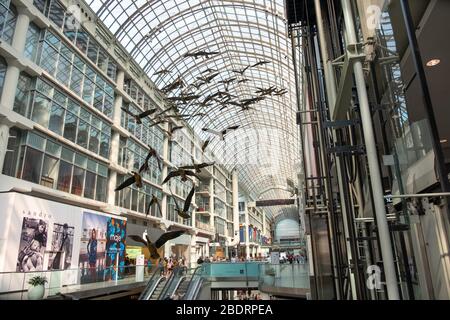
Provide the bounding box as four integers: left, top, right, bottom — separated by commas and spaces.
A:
195, 220, 214, 232
0, 265, 153, 300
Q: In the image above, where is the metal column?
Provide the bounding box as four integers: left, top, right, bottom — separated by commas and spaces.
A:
340, 0, 400, 300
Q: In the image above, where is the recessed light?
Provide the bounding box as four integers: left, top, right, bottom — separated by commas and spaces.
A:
440, 139, 448, 144
427, 59, 441, 67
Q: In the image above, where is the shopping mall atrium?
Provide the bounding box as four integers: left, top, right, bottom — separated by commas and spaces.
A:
0, 0, 449, 301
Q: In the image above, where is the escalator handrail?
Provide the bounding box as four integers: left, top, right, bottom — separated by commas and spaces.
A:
156, 266, 186, 300
184, 276, 204, 300
147, 276, 166, 300
183, 265, 205, 300
167, 275, 187, 298
138, 267, 163, 300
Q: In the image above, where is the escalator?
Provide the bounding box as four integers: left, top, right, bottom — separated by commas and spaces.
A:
159, 266, 206, 300
148, 277, 166, 300
138, 268, 167, 300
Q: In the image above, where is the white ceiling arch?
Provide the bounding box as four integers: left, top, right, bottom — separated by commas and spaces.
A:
86, 0, 302, 217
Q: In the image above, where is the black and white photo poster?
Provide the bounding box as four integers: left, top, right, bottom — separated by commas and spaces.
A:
48, 222, 75, 270
16, 218, 48, 272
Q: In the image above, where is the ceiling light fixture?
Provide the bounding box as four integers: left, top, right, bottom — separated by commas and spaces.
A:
426, 59, 441, 67
440, 139, 448, 144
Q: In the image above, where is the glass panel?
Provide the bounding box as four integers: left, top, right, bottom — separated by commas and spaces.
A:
31, 94, 51, 127
82, 78, 95, 104
131, 188, 138, 211
57, 160, 72, 193
48, 1, 65, 28
138, 191, 145, 213
97, 49, 108, 72
63, 110, 77, 142
56, 56, 72, 87
96, 175, 107, 202
61, 147, 74, 163
24, 23, 40, 61
22, 147, 43, 184
48, 103, 65, 135
69, 67, 83, 96
13, 73, 32, 116
71, 166, 84, 196
40, 42, 58, 75
76, 120, 89, 149
84, 171, 96, 199
99, 132, 110, 158
41, 155, 59, 188
75, 29, 89, 53
87, 40, 98, 63
45, 140, 61, 157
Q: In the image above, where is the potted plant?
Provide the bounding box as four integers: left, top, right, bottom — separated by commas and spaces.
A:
27, 276, 47, 300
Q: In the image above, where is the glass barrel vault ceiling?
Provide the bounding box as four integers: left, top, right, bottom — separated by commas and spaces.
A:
86, 0, 302, 217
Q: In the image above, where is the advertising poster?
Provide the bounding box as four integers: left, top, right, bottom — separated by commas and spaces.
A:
16, 218, 48, 272
79, 211, 108, 283
48, 222, 75, 270
104, 217, 126, 281
79, 211, 127, 283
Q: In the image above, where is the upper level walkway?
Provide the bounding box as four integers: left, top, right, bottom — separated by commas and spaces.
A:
0, 263, 310, 299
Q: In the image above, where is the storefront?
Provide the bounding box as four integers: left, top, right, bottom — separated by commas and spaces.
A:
0, 193, 127, 293
125, 222, 164, 264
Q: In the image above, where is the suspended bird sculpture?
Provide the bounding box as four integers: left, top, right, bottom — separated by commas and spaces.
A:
197, 72, 220, 84
190, 81, 206, 91
251, 60, 271, 68
219, 77, 237, 91
202, 125, 240, 140
167, 94, 201, 104
232, 65, 250, 75
274, 88, 288, 96
178, 156, 215, 173
139, 146, 163, 173
170, 185, 195, 219
201, 138, 211, 153
162, 169, 200, 184
183, 50, 220, 59
161, 76, 185, 93
240, 96, 265, 107
114, 171, 143, 192
255, 86, 277, 96
237, 78, 250, 84
154, 69, 171, 76
162, 125, 184, 140
149, 116, 169, 128
121, 107, 157, 124
145, 194, 163, 218
128, 230, 185, 259
202, 68, 218, 74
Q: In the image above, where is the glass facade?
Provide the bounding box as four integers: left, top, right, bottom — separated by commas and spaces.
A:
0, 0, 261, 281
33, 0, 118, 81
14, 76, 111, 159
4, 129, 108, 202
32, 30, 115, 118
0, 0, 16, 44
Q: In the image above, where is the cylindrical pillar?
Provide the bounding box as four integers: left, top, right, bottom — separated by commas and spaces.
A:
0, 10, 32, 172
341, 0, 400, 300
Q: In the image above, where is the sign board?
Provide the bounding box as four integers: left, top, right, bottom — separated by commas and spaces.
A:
136, 254, 145, 266
270, 252, 280, 264
256, 199, 296, 207
135, 254, 145, 282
